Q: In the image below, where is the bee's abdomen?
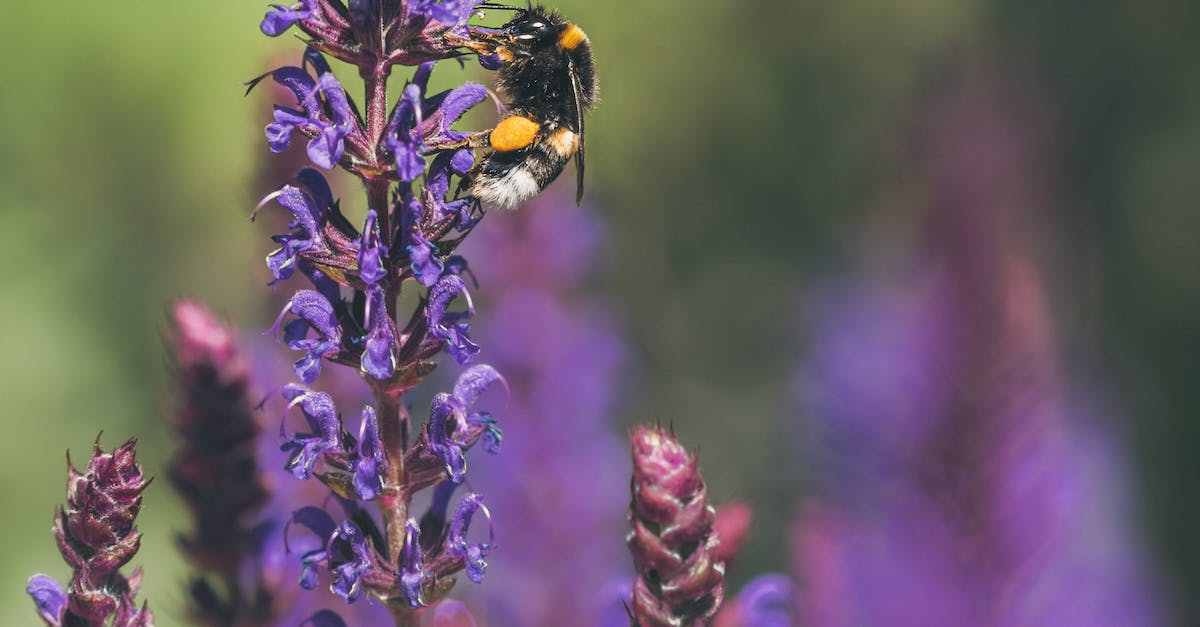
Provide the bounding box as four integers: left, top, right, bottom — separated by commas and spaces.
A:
470, 128, 578, 211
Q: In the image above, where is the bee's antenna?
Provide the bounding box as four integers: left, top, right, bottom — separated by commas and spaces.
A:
526, 0, 533, 10
476, 2, 522, 11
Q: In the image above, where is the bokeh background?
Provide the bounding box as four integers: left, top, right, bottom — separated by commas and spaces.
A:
3, 0, 1199, 624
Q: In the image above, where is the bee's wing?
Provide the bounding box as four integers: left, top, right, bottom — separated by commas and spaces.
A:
569, 55, 586, 205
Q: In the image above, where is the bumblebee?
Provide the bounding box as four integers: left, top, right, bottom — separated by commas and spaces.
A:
446, 4, 597, 210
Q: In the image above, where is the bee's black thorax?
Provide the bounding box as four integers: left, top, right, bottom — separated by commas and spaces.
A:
495, 7, 597, 130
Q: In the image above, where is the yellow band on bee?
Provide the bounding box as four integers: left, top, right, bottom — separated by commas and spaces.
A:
559, 24, 587, 50
490, 115, 541, 152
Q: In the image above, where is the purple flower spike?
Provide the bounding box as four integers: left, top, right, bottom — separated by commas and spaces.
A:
303, 609, 348, 627
427, 274, 480, 364
446, 493, 494, 584
272, 290, 342, 384
261, 0, 317, 36
400, 519, 429, 607
281, 385, 342, 479
352, 406, 385, 500
27, 575, 66, 626
362, 285, 398, 380
428, 365, 506, 482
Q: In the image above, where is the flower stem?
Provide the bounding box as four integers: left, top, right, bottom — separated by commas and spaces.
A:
361, 55, 418, 627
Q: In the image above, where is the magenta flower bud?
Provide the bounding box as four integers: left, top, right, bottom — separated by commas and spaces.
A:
627, 426, 725, 627
30, 437, 154, 626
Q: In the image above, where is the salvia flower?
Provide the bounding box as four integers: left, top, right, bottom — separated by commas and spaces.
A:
28, 438, 154, 626
246, 0, 524, 620
627, 425, 725, 626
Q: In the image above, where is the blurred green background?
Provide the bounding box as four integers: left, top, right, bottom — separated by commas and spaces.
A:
2, 0, 1199, 624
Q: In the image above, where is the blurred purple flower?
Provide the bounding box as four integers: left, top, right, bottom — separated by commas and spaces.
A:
459, 192, 629, 626
791, 62, 1165, 627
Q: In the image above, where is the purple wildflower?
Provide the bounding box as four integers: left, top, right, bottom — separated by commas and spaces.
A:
427, 273, 480, 364
426, 365, 506, 483
272, 290, 342, 384
262, 49, 360, 170
351, 406, 385, 500
245, 1, 523, 620
445, 493, 495, 584
280, 385, 342, 479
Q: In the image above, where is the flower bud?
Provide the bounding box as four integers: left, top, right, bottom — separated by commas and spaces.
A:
627, 426, 724, 627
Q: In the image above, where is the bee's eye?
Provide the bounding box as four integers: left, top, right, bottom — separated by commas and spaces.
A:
513, 19, 550, 40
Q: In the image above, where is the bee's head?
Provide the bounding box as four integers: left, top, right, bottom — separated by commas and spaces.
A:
504, 7, 563, 48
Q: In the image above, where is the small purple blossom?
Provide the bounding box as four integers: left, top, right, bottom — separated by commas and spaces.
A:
356, 210, 387, 286
272, 290, 342, 384
400, 519, 429, 606
446, 493, 494, 584
361, 285, 397, 379
388, 83, 426, 182
328, 521, 374, 602
427, 273, 480, 364
351, 406, 385, 500
263, 49, 359, 170
26, 576, 66, 626
280, 384, 342, 479
428, 365, 505, 483
260, 171, 334, 281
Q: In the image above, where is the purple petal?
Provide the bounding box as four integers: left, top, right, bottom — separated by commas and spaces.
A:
478, 54, 503, 70
428, 275, 472, 328
452, 364, 506, 408
329, 522, 373, 603
361, 285, 397, 380
261, 0, 317, 36
410, 233, 444, 287
27, 575, 66, 626
357, 211, 388, 286
467, 412, 503, 454
352, 406, 384, 500
450, 148, 473, 175
400, 519, 428, 607
447, 493, 494, 584
271, 67, 317, 105
390, 84, 426, 182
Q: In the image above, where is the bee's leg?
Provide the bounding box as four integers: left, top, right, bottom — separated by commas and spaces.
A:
426, 130, 492, 152
443, 31, 501, 56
